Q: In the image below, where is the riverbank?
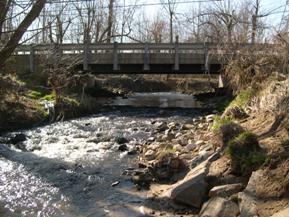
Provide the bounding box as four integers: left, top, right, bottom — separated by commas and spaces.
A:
0, 73, 219, 132
134, 75, 289, 217
0, 75, 288, 216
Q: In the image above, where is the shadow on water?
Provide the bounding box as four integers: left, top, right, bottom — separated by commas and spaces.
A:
0, 144, 145, 216
0, 144, 193, 217
0, 92, 206, 216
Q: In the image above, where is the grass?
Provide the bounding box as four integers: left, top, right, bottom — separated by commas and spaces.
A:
42, 93, 56, 101
227, 132, 268, 175
228, 89, 253, 109
215, 96, 233, 112
281, 139, 289, 148
211, 115, 233, 132
27, 90, 44, 99
27, 89, 56, 102
62, 95, 79, 106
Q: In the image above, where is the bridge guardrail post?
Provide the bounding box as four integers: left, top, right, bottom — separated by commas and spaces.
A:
113, 42, 119, 71
29, 45, 35, 73
83, 40, 89, 71
174, 36, 180, 71
143, 43, 150, 71
204, 43, 210, 74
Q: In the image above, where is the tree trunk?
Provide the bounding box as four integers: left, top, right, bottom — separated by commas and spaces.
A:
170, 11, 173, 44
106, 0, 114, 43
0, 0, 12, 39
0, 0, 46, 67
251, 0, 260, 44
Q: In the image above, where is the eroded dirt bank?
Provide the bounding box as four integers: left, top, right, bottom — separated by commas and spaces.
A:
136, 76, 289, 217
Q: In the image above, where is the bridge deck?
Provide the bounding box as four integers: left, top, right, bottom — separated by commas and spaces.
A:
11, 42, 272, 74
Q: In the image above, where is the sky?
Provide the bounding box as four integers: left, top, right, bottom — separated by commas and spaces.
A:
133, 0, 287, 25
21, 0, 289, 43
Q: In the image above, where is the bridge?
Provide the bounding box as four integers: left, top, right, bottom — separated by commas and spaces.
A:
12, 42, 263, 74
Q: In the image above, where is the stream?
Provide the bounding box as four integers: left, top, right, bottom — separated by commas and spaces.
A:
0, 92, 204, 217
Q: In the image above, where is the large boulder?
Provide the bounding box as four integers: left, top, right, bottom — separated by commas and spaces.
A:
206, 155, 245, 187
238, 166, 289, 217
168, 153, 219, 208
238, 171, 262, 217
199, 197, 239, 217
8, 133, 26, 144
168, 160, 208, 208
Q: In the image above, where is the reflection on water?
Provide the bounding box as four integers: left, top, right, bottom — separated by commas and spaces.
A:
0, 93, 202, 217
99, 92, 202, 108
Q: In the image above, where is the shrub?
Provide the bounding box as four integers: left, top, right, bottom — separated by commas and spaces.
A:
156, 146, 176, 160
228, 89, 253, 108
281, 139, 289, 148
285, 119, 289, 133
227, 132, 268, 176
215, 96, 233, 112
212, 115, 233, 132
27, 90, 44, 99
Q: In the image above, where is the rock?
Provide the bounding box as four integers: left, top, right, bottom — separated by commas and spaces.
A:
185, 119, 196, 124
238, 160, 289, 217
155, 121, 168, 132
148, 142, 161, 151
179, 153, 192, 160
175, 132, 182, 138
184, 143, 196, 152
97, 142, 113, 150
198, 123, 206, 129
144, 150, 156, 161
206, 114, 215, 123
168, 122, 177, 129
199, 197, 239, 217
191, 149, 214, 169
118, 144, 128, 152
222, 106, 249, 119
115, 137, 129, 144
238, 171, 262, 217
8, 133, 26, 144
127, 150, 138, 155
168, 158, 211, 208
206, 155, 245, 187
147, 137, 155, 142
196, 140, 205, 146
138, 163, 147, 168
181, 124, 194, 130
132, 172, 152, 189
209, 183, 244, 198
111, 181, 120, 187
271, 207, 289, 217
188, 139, 194, 145
173, 144, 183, 152
162, 133, 175, 141
14, 143, 28, 152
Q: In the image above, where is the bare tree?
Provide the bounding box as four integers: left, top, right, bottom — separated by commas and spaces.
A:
0, 0, 46, 68
107, 0, 115, 43
150, 15, 166, 43
160, 0, 177, 43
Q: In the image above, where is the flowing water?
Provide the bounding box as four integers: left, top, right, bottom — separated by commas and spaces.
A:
0, 93, 203, 217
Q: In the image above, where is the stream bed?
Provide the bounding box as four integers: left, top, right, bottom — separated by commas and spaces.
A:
0, 93, 204, 217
